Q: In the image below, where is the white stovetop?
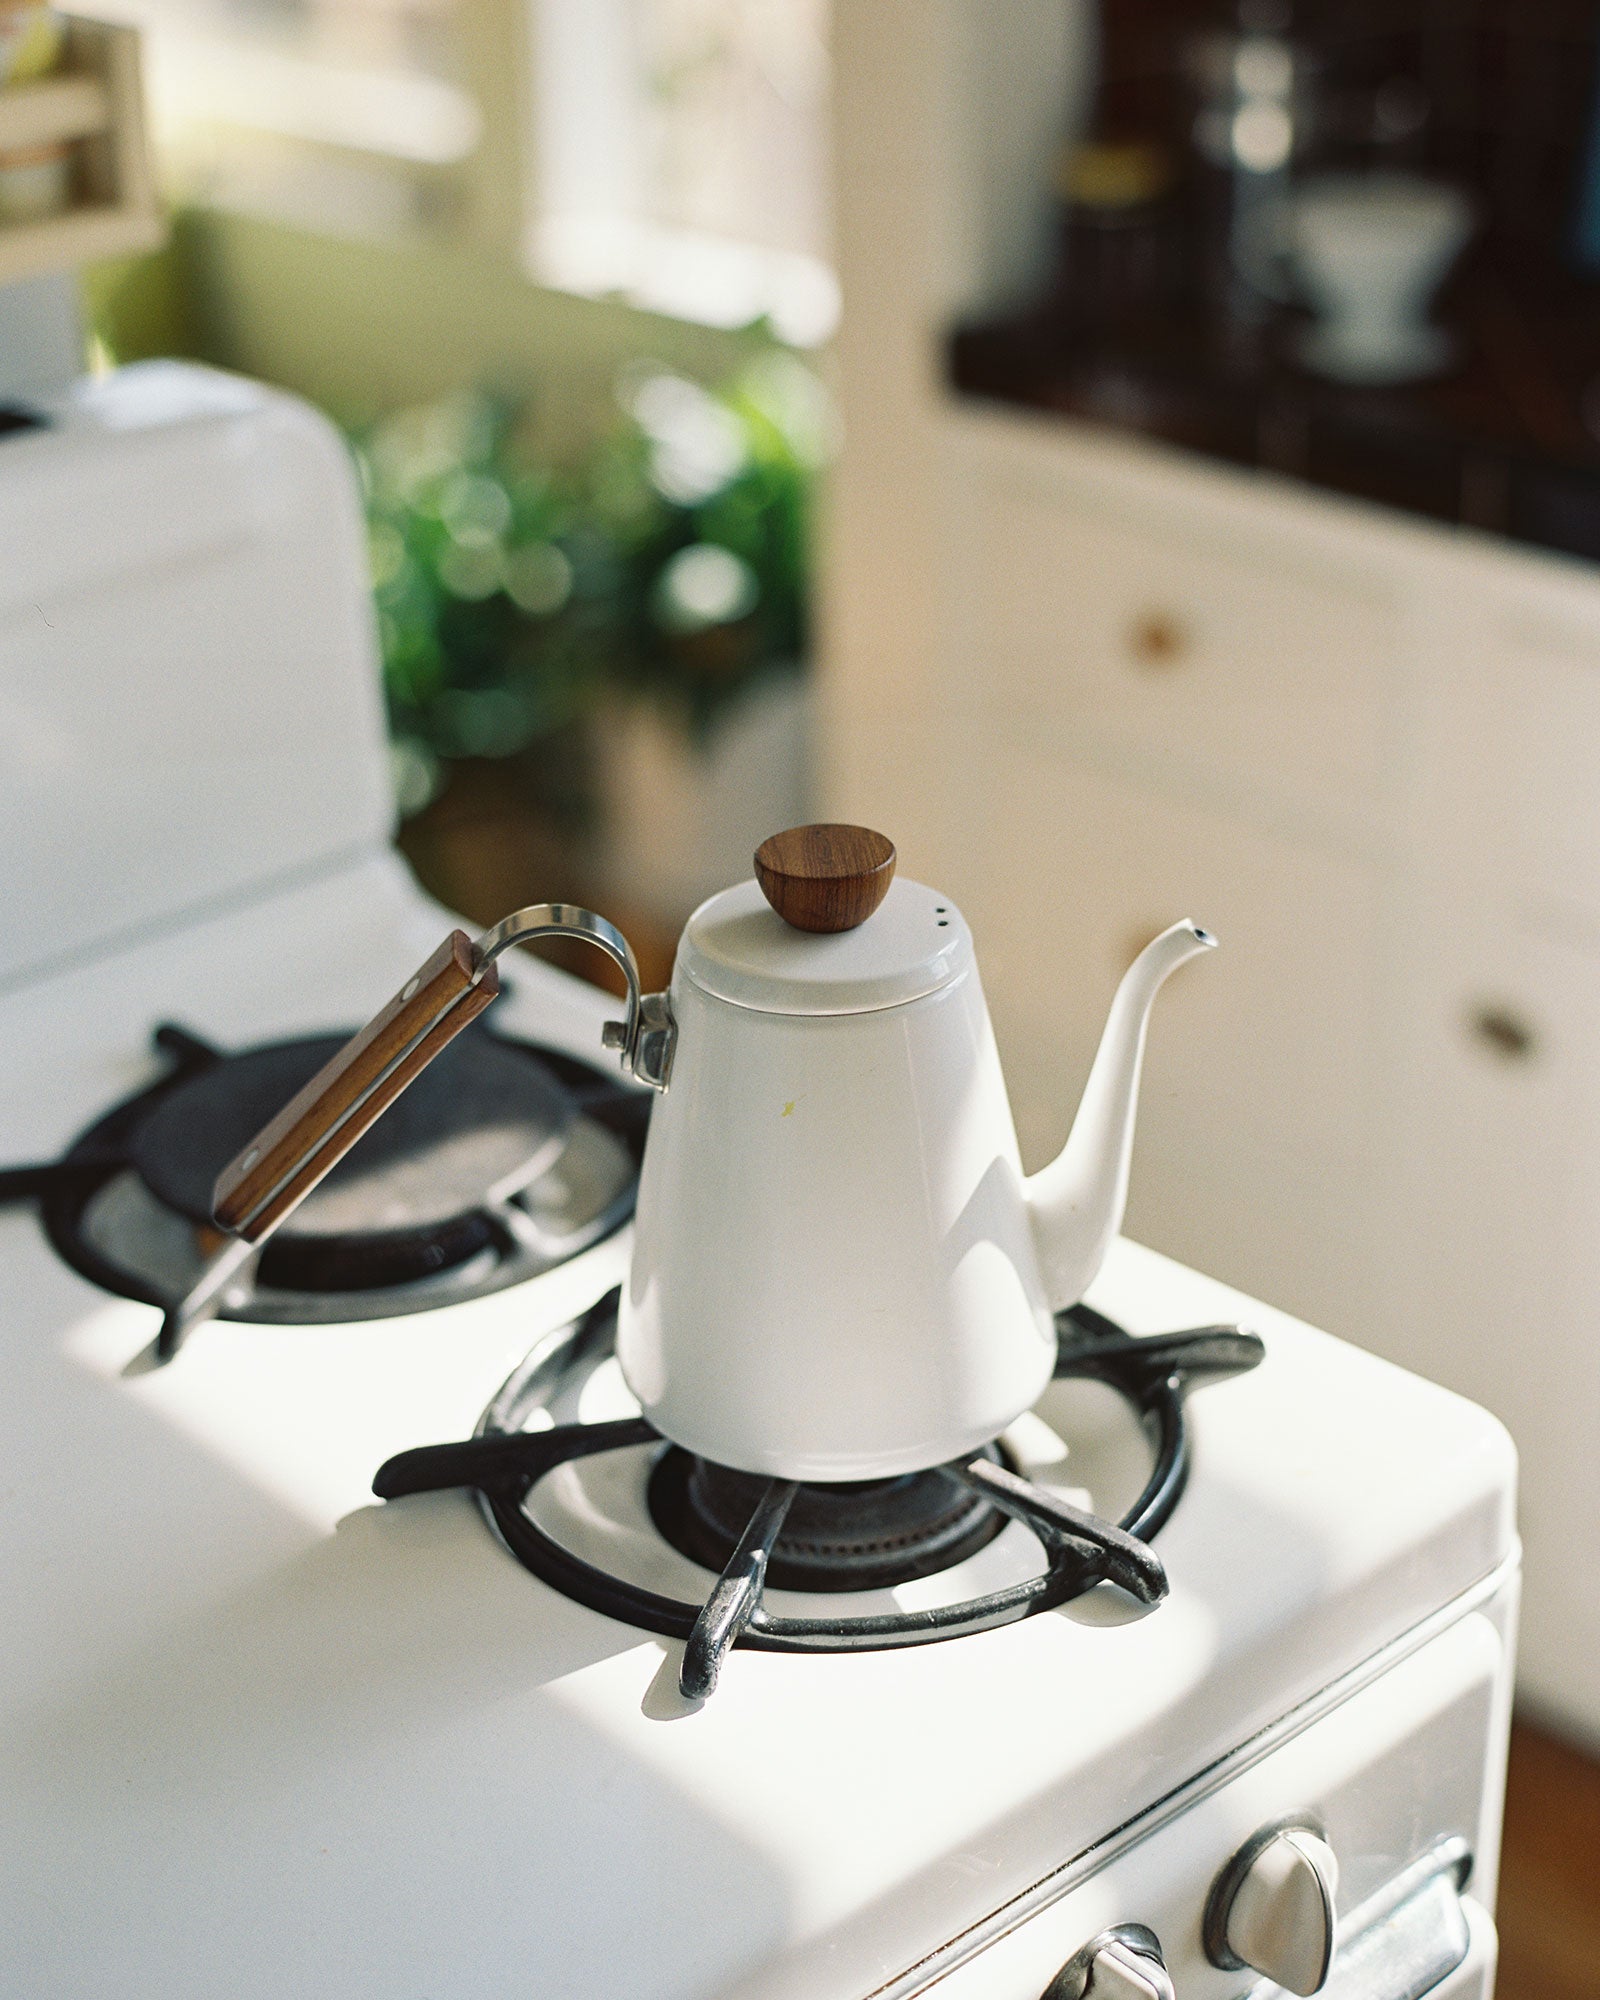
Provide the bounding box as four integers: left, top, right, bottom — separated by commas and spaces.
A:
0, 853, 1516, 2000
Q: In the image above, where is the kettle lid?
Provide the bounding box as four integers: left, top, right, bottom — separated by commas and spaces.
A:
677, 825, 973, 1015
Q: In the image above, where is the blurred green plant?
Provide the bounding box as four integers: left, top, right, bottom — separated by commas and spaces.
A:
353, 351, 825, 817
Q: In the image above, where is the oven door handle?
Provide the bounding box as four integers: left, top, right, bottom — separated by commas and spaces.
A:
1319, 1839, 1473, 2000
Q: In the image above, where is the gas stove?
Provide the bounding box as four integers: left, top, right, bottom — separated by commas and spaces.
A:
0, 363, 1517, 2000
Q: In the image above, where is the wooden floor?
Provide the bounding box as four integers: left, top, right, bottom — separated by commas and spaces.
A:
1496, 1720, 1600, 1999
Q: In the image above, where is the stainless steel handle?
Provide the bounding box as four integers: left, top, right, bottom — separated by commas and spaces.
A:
1319, 1840, 1472, 2000
475, 903, 676, 1090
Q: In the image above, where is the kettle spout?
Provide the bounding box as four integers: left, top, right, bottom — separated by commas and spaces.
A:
1024, 921, 1216, 1311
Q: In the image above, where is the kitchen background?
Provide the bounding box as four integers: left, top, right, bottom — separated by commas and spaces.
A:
4, 0, 1600, 1990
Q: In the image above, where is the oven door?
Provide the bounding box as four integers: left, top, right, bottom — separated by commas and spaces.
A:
913, 1590, 1513, 2000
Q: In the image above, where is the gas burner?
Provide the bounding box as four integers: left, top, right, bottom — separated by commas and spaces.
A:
373, 1294, 1265, 1700
648, 1443, 1015, 1592
0, 1022, 646, 1353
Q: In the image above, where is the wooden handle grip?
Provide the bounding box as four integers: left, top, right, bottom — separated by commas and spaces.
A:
211, 931, 500, 1242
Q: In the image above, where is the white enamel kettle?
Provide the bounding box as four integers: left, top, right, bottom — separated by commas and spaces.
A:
212, 824, 1212, 1482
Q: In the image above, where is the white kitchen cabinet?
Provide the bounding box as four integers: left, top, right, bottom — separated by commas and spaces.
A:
1392, 914, 1600, 1730
956, 748, 1394, 1342
959, 454, 1402, 820
1431, 599, 1600, 932
935, 416, 1412, 1230
823, 0, 1600, 1738
912, 408, 1600, 1737
949, 744, 1386, 1174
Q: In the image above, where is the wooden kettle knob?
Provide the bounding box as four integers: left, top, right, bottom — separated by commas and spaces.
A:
754, 824, 896, 933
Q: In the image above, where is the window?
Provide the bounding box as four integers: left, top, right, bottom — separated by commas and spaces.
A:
532, 0, 835, 342
94, 0, 480, 236
100, 0, 835, 340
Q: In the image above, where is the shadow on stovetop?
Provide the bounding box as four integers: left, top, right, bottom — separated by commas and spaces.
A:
1, 1311, 794, 1997
11, 1494, 661, 1772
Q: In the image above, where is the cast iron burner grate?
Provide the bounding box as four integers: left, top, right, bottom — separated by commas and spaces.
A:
372, 1292, 1264, 1700
0, 1022, 647, 1357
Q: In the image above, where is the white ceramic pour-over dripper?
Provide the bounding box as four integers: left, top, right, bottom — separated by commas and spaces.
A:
1289, 173, 1473, 385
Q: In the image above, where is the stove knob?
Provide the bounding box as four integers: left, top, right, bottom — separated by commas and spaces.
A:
1203, 1816, 1339, 1996
1041, 1923, 1174, 2000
